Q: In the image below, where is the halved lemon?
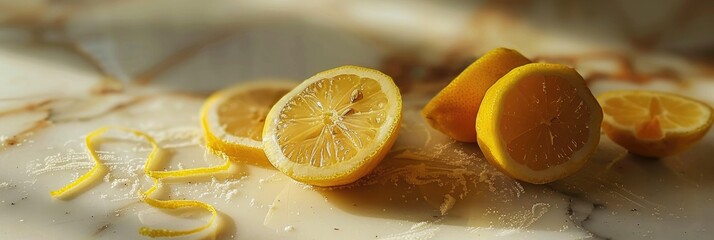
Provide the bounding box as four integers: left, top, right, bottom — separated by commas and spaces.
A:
598, 90, 713, 157
422, 47, 531, 142
476, 63, 602, 184
201, 81, 295, 165
262, 66, 402, 186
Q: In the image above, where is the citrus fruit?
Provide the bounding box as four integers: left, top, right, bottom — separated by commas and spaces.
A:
201, 81, 296, 165
476, 63, 602, 184
422, 47, 531, 142
262, 66, 402, 186
598, 90, 713, 158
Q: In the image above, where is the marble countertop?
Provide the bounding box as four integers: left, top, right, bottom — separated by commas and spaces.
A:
1, 1, 714, 239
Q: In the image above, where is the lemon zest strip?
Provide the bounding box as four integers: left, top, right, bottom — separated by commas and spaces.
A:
138, 178, 219, 237
49, 127, 112, 197
50, 126, 231, 238
147, 160, 231, 179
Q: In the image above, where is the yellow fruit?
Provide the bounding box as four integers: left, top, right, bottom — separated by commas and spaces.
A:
598, 90, 713, 158
422, 47, 531, 142
476, 63, 602, 184
201, 81, 295, 165
262, 66, 402, 186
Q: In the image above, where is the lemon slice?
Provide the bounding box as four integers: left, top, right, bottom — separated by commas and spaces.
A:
201, 81, 295, 164
598, 90, 713, 157
422, 47, 531, 142
476, 63, 602, 184
262, 66, 402, 186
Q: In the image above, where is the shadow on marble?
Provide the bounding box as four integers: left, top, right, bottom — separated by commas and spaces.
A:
307, 131, 714, 239
312, 141, 574, 232
214, 212, 236, 240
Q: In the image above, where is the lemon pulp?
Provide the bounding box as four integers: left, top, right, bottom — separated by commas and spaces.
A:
598, 90, 714, 157
263, 66, 402, 186
476, 63, 602, 184
276, 74, 388, 167
218, 88, 291, 141
500, 75, 593, 171
201, 81, 295, 165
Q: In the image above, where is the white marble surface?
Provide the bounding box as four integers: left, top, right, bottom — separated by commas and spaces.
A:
1, 1, 714, 239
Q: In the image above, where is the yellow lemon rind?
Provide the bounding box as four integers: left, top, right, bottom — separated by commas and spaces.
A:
422, 47, 531, 142
51, 126, 229, 238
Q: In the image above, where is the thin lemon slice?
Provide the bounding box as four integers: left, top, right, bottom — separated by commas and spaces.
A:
598, 90, 714, 157
201, 81, 295, 164
262, 66, 402, 186
476, 63, 602, 184
422, 47, 531, 142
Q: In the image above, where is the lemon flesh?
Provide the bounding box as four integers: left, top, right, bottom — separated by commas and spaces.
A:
201, 81, 295, 164
476, 63, 602, 184
263, 66, 402, 186
598, 90, 714, 157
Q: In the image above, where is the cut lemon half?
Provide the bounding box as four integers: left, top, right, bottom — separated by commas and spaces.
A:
476, 63, 602, 184
422, 47, 531, 142
598, 90, 713, 157
201, 81, 296, 165
262, 66, 402, 186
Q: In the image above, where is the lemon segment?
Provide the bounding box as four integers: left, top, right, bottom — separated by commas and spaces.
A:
262, 66, 402, 187
422, 47, 531, 142
201, 81, 295, 164
598, 90, 714, 157
476, 63, 602, 184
